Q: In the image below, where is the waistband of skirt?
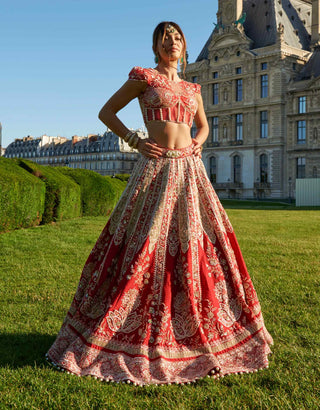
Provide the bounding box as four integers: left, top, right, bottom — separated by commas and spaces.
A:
159, 143, 194, 159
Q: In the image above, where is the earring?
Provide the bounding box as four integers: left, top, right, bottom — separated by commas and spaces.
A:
155, 55, 159, 63
180, 56, 184, 64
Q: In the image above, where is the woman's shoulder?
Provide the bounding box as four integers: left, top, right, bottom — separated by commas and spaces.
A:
181, 79, 201, 94
128, 66, 153, 82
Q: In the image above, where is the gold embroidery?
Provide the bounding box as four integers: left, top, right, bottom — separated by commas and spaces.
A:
48, 144, 273, 385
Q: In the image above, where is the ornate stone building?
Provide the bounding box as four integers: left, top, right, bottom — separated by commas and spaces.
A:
186, 0, 320, 199
0, 122, 4, 157
4, 130, 145, 176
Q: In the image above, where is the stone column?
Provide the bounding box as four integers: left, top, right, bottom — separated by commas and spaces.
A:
311, 0, 320, 45
217, 0, 243, 26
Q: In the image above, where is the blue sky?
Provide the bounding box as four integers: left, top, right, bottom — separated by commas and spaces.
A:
1, 0, 218, 148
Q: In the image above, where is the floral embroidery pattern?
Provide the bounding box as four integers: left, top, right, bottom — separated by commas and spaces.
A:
47, 145, 273, 385
128, 67, 201, 128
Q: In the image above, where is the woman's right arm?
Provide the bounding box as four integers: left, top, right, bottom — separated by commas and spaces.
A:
98, 80, 144, 138
98, 80, 163, 158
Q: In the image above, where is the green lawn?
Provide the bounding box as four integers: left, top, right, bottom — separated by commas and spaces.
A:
0, 209, 319, 409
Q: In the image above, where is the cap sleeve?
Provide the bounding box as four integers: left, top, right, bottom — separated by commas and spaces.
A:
128, 66, 149, 82
194, 83, 201, 94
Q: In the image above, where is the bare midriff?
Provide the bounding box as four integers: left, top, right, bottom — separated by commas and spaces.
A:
146, 121, 193, 149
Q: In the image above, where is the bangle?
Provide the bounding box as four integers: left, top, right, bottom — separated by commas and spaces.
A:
122, 131, 140, 149
132, 135, 140, 149
127, 133, 136, 146
128, 132, 141, 149
123, 131, 133, 142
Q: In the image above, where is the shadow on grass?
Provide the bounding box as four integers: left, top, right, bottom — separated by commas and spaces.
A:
0, 333, 55, 368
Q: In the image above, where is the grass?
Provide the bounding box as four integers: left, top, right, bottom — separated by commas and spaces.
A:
0, 207, 319, 409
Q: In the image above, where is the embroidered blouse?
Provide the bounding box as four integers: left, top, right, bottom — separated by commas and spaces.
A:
128, 66, 201, 128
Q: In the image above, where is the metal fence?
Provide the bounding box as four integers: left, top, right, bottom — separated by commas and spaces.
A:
296, 179, 320, 206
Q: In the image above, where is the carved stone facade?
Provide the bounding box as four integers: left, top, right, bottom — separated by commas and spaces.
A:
186, 0, 320, 199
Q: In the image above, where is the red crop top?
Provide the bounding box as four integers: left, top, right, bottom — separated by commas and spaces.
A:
128, 66, 201, 128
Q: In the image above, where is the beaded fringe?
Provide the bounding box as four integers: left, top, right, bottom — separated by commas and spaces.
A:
45, 353, 270, 387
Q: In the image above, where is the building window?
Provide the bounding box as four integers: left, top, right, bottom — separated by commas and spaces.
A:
260, 111, 268, 138
298, 96, 306, 113
260, 154, 268, 183
192, 76, 197, 83
236, 67, 242, 74
261, 74, 268, 98
233, 155, 241, 183
261, 62, 268, 70
213, 72, 218, 79
296, 157, 306, 179
213, 83, 219, 105
209, 156, 217, 183
236, 114, 243, 141
236, 79, 243, 101
212, 117, 219, 142
297, 120, 306, 144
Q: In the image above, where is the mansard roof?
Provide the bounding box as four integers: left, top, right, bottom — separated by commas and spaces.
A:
295, 47, 320, 80
196, 0, 312, 62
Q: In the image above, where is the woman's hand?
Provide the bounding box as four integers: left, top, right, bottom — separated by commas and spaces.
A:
137, 138, 164, 158
192, 138, 202, 158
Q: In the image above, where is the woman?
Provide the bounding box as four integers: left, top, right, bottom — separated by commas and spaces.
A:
46, 21, 273, 386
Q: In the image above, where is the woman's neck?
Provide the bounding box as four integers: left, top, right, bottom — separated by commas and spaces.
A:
156, 62, 179, 81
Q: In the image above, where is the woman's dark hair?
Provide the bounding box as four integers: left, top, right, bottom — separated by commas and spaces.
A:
152, 21, 187, 75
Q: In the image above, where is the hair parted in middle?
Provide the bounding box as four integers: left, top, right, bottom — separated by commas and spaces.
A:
152, 21, 187, 75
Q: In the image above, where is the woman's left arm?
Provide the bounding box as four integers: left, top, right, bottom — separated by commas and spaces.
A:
192, 93, 209, 157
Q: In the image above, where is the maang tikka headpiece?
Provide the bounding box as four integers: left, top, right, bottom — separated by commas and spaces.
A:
166, 24, 176, 34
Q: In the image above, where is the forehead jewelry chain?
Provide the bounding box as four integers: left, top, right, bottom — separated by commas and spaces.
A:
166, 24, 176, 33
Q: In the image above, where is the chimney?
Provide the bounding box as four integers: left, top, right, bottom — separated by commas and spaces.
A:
311, 0, 320, 45
217, 0, 243, 27
72, 135, 79, 145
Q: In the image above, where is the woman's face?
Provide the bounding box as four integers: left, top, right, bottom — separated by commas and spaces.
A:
156, 27, 184, 63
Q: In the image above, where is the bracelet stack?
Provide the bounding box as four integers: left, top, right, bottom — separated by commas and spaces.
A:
123, 131, 141, 149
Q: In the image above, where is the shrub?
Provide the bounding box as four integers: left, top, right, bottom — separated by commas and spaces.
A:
56, 168, 121, 216
105, 176, 127, 204
114, 173, 131, 182
0, 157, 45, 232
16, 160, 81, 224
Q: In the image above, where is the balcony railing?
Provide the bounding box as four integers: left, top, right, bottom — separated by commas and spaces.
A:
206, 142, 220, 148
213, 182, 244, 189
254, 182, 271, 189
228, 140, 243, 146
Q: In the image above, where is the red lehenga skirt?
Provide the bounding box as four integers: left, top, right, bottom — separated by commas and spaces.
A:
46, 143, 273, 385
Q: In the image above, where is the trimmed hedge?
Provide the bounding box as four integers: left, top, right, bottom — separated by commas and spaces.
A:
115, 173, 131, 182
56, 168, 125, 217
16, 159, 82, 224
106, 176, 127, 203
0, 157, 45, 232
